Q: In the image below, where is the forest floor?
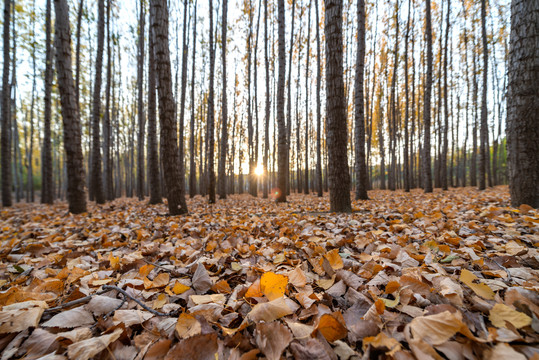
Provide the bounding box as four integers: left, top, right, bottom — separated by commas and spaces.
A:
0, 186, 538, 360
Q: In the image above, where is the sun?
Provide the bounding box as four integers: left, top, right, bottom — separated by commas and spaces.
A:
254, 164, 264, 176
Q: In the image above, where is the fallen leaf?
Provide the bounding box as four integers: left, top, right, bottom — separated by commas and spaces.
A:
315, 312, 347, 343
247, 297, 293, 322
459, 269, 495, 300
255, 321, 293, 360
67, 327, 123, 360
175, 313, 202, 339
260, 272, 288, 301
42, 307, 94, 328
489, 303, 532, 329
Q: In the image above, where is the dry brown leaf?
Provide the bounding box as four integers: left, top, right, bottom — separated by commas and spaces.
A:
315, 312, 347, 343
247, 297, 293, 322
42, 306, 94, 328
255, 321, 293, 360
175, 313, 201, 339
459, 269, 495, 300
489, 303, 532, 329
67, 327, 123, 360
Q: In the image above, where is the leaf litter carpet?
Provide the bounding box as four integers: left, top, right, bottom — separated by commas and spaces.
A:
0, 186, 538, 359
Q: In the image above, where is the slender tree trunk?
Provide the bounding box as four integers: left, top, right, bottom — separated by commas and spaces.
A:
304, 1, 311, 195
104, 0, 113, 200
178, 0, 189, 199
42, 0, 53, 204
441, 0, 450, 190
91, 0, 105, 204
1, 0, 11, 207
354, 0, 368, 200
207, 0, 216, 203
315, 0, 322, 197
263, 0, 270, 198
53, 0, 87, 214
506, 0, 539, 207
189, 0, 198, 198
150, 0, 188, 215
422, 0, 433, 193
478, 0, 488, 190
218, 0, 228, 199
286, 0, 296, 196
325, 0, 351, 212
403, 0, 411, 192
276, 0, 287, 203
136, 0, 145, 200
147, 9, 161, 204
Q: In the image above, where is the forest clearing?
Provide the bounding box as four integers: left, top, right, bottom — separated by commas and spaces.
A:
0, 0, 538, 357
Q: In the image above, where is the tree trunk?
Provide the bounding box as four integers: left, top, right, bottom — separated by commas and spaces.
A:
304, 2, 311, 195
422, 0, 433, 193
315, 0, 322, 197
403, 0, 411, 192
136, 0, 145, 200
147, 8, 161, 204
104, 0, 113, 200
1, 0, 11, 207
42, 0, 53, 204
263, 0, 270, 198
53, 0, 87, 214
441, 0, 450, 190
90, 0, 105, 204
506, 0, 539, 207
325, 0, 351, 212
178, 0, 189, 200
189, 0, 198, 198
478, 0, 488, 190
207, 0, 216, 203
354, 0, 368, 200
218, 0, 228, 199
150, 0, 188, 215
276, 0, 287, 203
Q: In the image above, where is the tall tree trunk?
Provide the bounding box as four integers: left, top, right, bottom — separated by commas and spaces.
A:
263, 0, 270, 198
403, 0, 411, 192
1, 0, 11, 207
471, 42, 478, 187
276, 0, 287, 203
478, 0, 488, 190
506, 0, 539, 207
388, 0, 399, 191
137, 0, 145, 200
53, 0, 87, 214
286, 0, 296, 196
150, 0, 188, 215
304, 1, 311, 195
147, 8, 161, 204
218, 0, 228, 199
422, 0, 433, 193
189, 0, 197, 197
104, 0, 113, 200
91, 0, 105, 204
207, 0, 216, 203
315, 0, 322, 197
441, 0, 450, 190
354, 0, 368, 200
75, 0, 83, 112
325, 0, 351, 212
42, 0, 53, 204
178, 0, 189, 199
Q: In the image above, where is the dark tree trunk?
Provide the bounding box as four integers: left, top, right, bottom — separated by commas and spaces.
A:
53, 0, 87, 214
189, 0, 197, 198
403, 0, 411, 192
506, 0, 539, 207
478, 0, 488, 191
315, 0, 322, 197
149, 0, 188, 215
263, 0, 270, 198
207, 0, 216, 203
276, 0, 287, 203
422, 0, 433, 193
354, 0, 368, 200
325, 0, 351, 212
104, 0, 113, 200
218, 0, 228, 199
147, 9, 161, 204
1, 0, 11, 207
90, 0, 105, 204
137, 0, 145, 200
304, 2, 311, 195
42, 0, 53, 204
178, 0, 189, 200
441, 0, 450, 190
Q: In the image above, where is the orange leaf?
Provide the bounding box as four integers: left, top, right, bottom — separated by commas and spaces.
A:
260, 272, 288, 301
315, 312, 347, 343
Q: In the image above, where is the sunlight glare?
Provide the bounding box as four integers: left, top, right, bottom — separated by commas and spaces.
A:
255, 164, 264, 176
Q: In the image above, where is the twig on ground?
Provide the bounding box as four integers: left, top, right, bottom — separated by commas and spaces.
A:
101, 285, 181, 317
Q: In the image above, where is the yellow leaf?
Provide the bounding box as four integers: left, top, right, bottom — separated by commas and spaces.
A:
176, 313, 202, 339
172, 282, 191, 295
109, 253, 120, 270
144, 273, 170, 289
322, 249, 344, 270
139, 264, 155, 277
381, 293, 400, 308
489, 303, 532, 329
315, 312, 347, 343
260, 272, 288, 301
460, 269, 495, 300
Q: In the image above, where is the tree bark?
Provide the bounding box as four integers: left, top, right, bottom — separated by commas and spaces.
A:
150, 0, 188, 214
53, 0, 87, 214
218, 0, 228, 199
315, 0, 322, 197
207, 0, 216, 203
478, 0, 488, 190
506, 0, 539, 207
354, 0, 368, 200
263, 0, 270, 199
325, 0, 351, 212
42, 0, 53, 204
276, 0, 287, 203
441, 0, 450, 190
422, 0, 433, 193
189, 0, 198, 197
104, 0, 113, 200
1, 0, 11, 207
